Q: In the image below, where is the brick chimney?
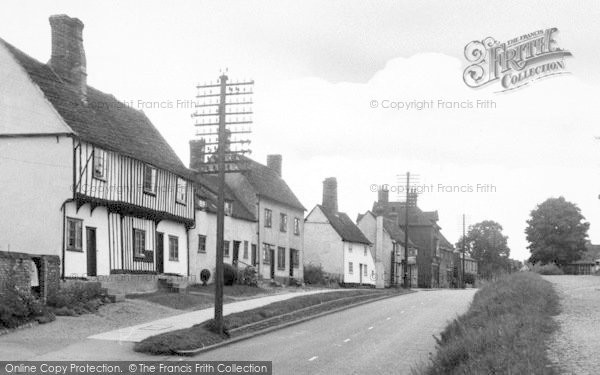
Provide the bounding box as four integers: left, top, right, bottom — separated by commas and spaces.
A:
49, 15, 87, 100
267, 154, 282, 177
189, 139, 206, 171
378, 186, 389, 203
322, 177, 338, 213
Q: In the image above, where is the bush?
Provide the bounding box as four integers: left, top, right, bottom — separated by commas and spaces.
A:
237, 266, 258, 286
223, 264, 237, 286
530, 262, 564, 275
304, 264, 325, 285
48, 281, 109, 315
200, 269, 211, 285
0, 285, 54, 329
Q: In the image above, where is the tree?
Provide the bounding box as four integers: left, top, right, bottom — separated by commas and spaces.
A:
526, 197, 589, 267
456, 220, 510, 279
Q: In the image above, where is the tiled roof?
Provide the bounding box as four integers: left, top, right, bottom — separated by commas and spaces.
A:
382, 218, 417, 248
1, 38, 192, 179
195, 175, 256, 222
318, 205, 371, 245
238, 157, 305, 211
372, 201, 438, 226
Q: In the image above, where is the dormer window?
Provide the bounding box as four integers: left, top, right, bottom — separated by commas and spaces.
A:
197, 197, 207, 210
143, 165, 157, 194
93, 148, 106, 180
224, 201, 233, 216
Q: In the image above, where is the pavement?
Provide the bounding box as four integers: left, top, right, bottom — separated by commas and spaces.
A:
89, 288, 351, 342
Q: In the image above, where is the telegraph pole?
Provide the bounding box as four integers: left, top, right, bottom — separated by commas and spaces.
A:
403, 172, 410, 289
462, 213, 466, 289
193, 72, 253, 335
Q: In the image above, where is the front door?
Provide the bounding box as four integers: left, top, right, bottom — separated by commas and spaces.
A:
289, 249, 294, 278
359, 263, 363, 284
251, 244, 257, 266
233, 241, 241, 268
86, 227, 97, 277
269, 248, 275, 279
156, 232, 164, 273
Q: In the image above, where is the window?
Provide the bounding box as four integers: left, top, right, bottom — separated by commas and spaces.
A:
280, 213, 287, 232
264, 208, 272, 228
294, 217, 300, 235
93, 148, 106, 180
176, 177, 187, 204
224, 201, 233, 216
198, 235, 207, 253
133, 229, 146, 258
277, 247, 286, 269
66, 218, 83, 251
243, 241, 249, 259
364, 264, 368, 277
197, 197, 207, 210
291, 249, 300, 268
224, 241, 230, 257
143, 165, 157, 194
349, 244, 353, 253
364, 245, 368, 256
262, 243, 272, 264
349, 262, 354, 274
169, 236, 179, 261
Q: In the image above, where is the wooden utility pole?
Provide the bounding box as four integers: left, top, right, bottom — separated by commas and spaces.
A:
193, 72, 253, 335
403, 172, 410, 289
462, 213, 466, 289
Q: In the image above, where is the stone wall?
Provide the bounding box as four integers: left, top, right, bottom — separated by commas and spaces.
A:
0, 251, 60, 303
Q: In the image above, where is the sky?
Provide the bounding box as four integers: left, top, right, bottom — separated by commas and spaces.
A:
2, 0, 599, 261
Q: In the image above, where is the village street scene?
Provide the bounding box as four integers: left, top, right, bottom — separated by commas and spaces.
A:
1, 2, 600, 375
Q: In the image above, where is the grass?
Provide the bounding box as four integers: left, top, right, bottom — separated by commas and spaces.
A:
415, 272, 560, 375
126, 291, 229, 310
188, 284, 276, 297
134, 289, 395, 355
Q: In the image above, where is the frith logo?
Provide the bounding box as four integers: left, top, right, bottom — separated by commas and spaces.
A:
463, 28, 572, 92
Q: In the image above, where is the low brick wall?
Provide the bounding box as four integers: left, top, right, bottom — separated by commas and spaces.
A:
0, 251, 60, 303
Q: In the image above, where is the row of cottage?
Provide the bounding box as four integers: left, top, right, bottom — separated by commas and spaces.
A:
0, 14, 476, 289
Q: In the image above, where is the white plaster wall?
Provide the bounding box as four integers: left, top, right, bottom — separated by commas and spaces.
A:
157, 220, 189, 276
304, 206, 343, 277
0, 136, 72, 256
343, 241, 376, 285
63, 202, 110, 277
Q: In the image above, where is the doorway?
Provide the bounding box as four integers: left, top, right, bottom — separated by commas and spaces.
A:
269, 248, 275, 279
86, 227, 97, 277
156, 232, 164, 273
233, 241, 241, 268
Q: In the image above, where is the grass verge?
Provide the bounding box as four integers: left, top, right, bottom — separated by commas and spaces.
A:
134, 289, 406, 355
415, 272, 560, 375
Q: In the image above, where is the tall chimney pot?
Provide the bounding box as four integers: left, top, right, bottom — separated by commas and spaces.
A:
267, 154, 282, 177
322, 177, 338, 213
49, 15, 87, 100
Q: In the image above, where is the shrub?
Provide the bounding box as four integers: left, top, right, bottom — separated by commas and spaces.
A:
237, 266, 258, 286
48, 281, 109, 314
304, 264, 325, 285
530, 262, 564, 275
0, 285, 54, 329
200, 269, 211, 285
223, 264, 237, 286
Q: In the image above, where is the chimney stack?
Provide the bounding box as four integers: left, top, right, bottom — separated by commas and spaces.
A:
189, 139, 206, 171
49, 15, 87, 100
322, 177, 338, 213
378, 186, 389, 203
267, 154, 282, 177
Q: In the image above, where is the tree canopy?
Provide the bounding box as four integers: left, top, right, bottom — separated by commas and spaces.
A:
456, 220, 511, 278
526, 196, 589, 266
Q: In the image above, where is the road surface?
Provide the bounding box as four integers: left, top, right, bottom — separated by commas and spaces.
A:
198, 289, 476, 375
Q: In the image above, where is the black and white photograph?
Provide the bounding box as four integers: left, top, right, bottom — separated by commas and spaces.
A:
0, 1, 599, 374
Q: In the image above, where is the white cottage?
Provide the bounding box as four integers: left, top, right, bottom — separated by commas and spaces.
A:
0, 15, 195, 278
304, 178, 375, 286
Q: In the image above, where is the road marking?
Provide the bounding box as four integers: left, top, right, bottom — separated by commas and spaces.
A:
386, 317, 391, 320
368, 326, 374, 330
343, 338, 351, 343
400, 310, 404, 313
411, 305, 416, 309
308, 356, 318, 362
